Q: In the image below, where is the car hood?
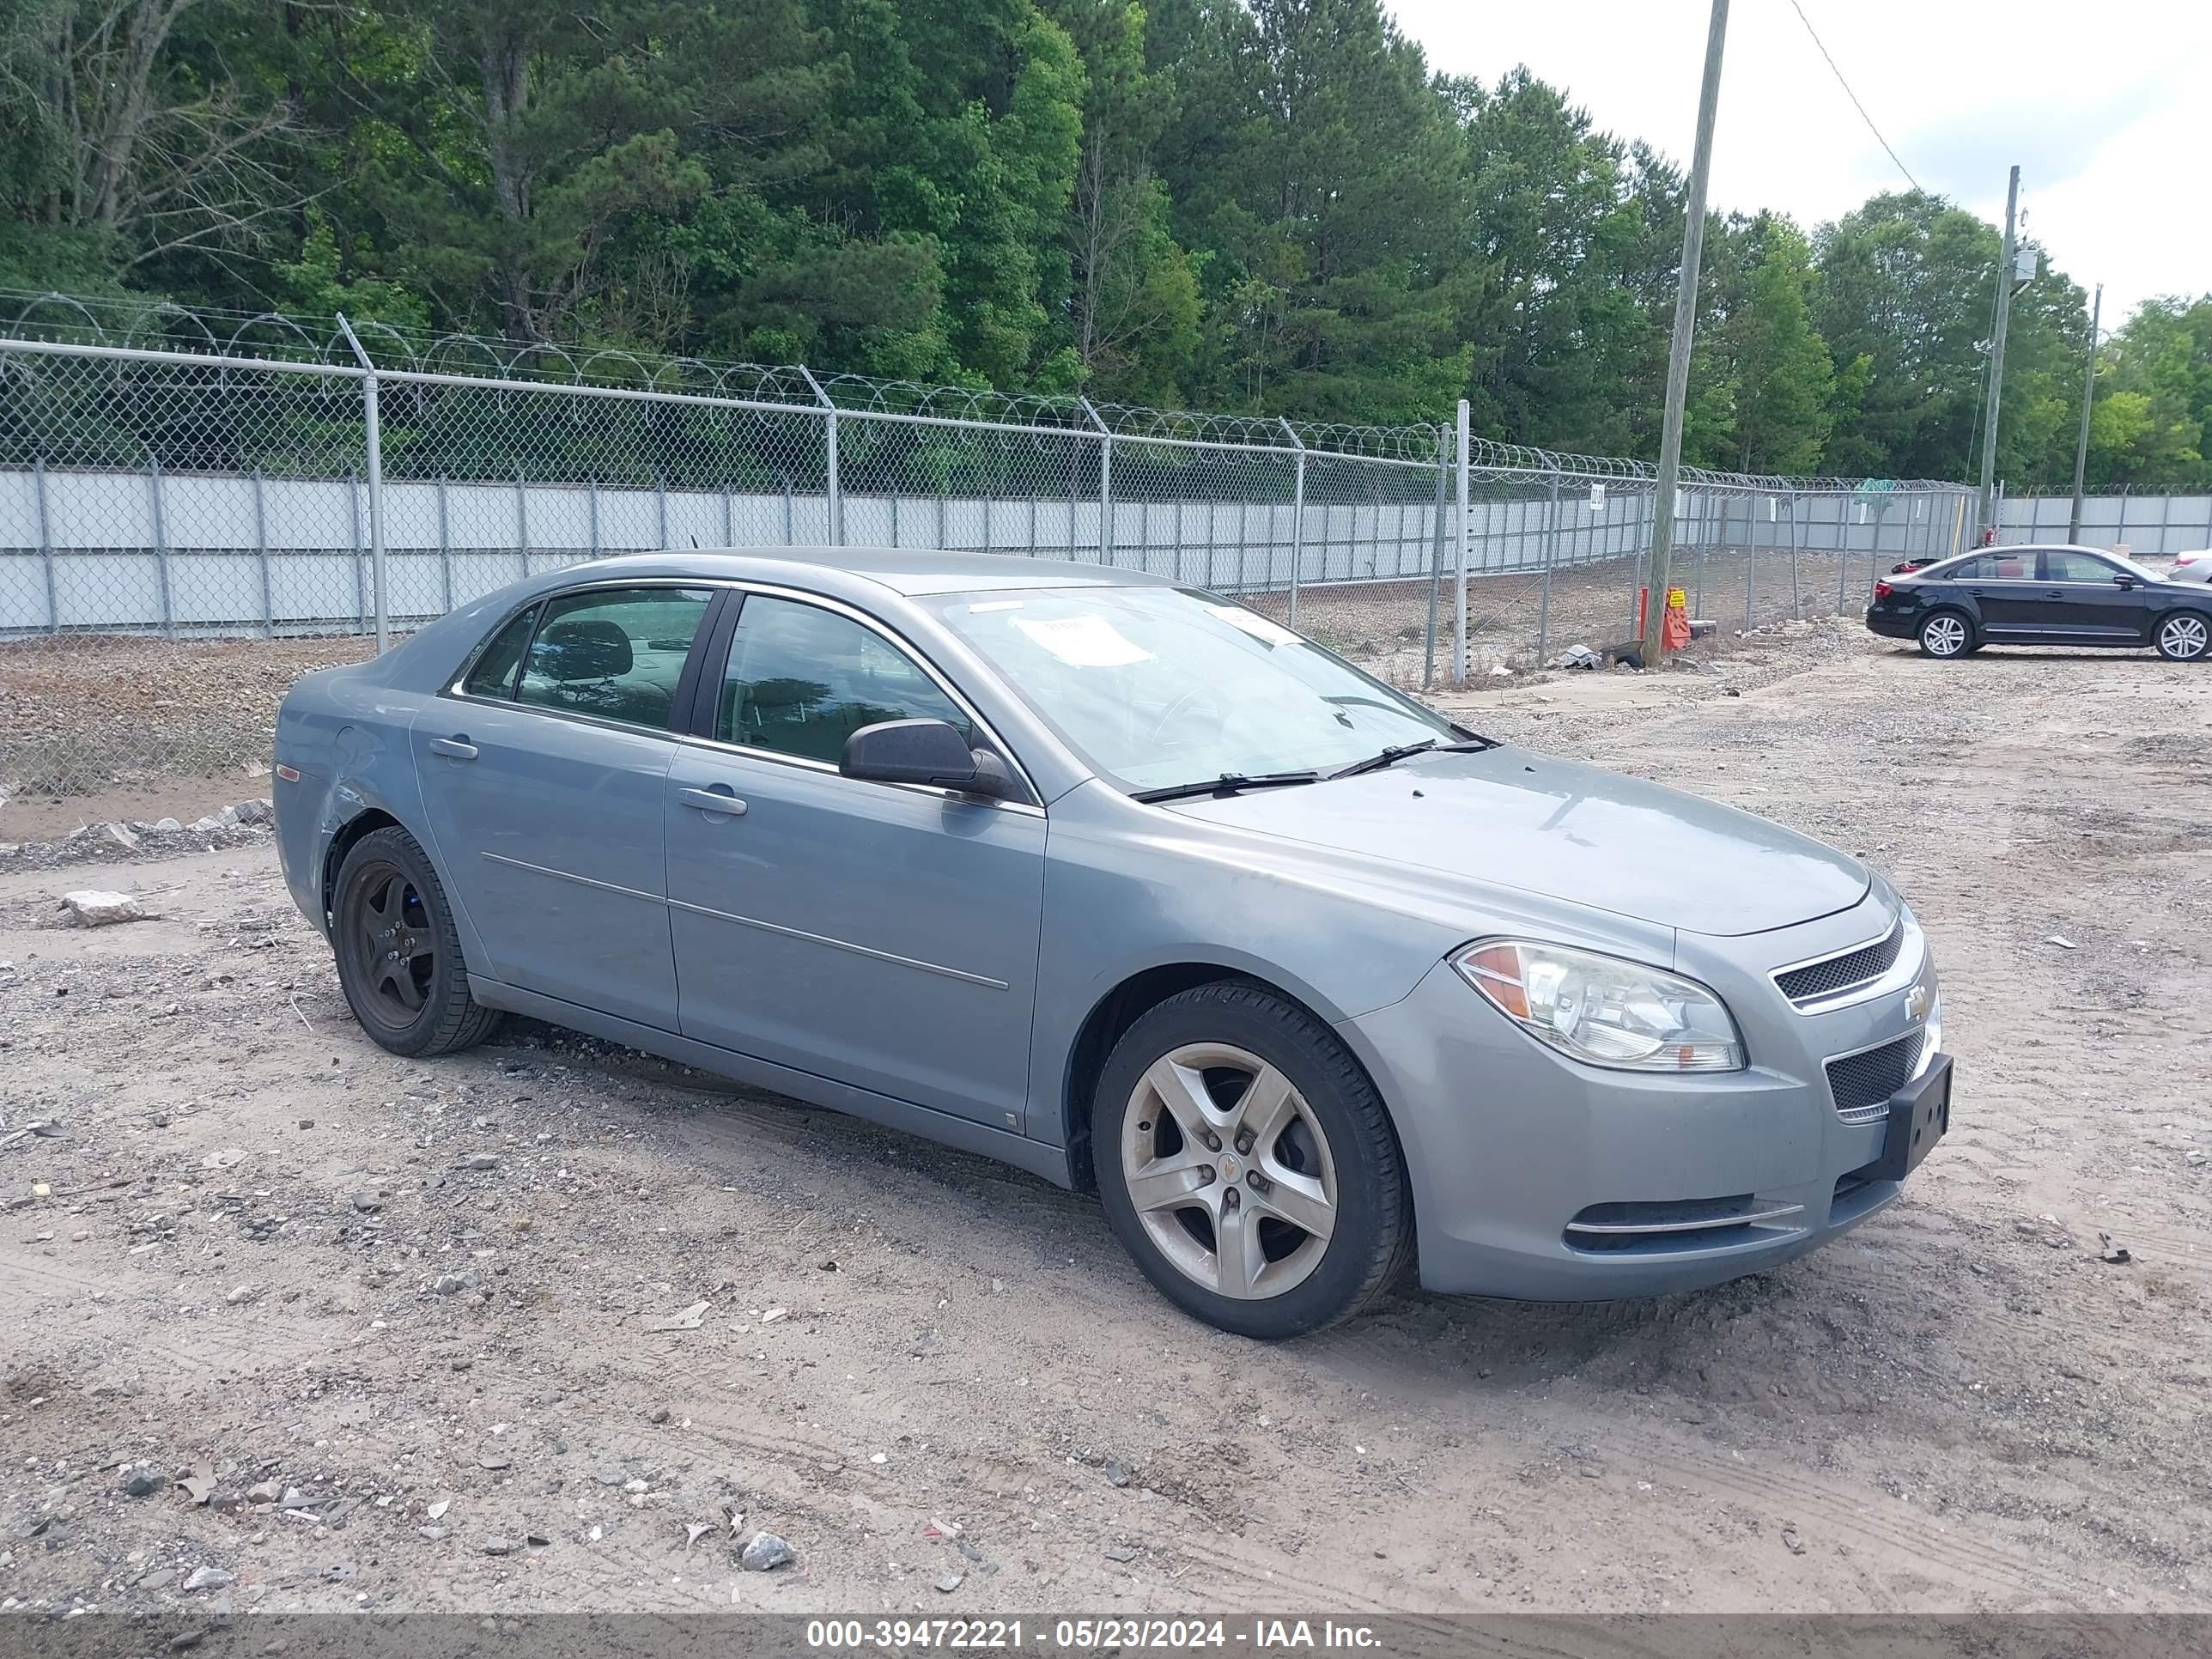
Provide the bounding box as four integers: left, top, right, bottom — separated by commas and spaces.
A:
1164, 744, 1870, 938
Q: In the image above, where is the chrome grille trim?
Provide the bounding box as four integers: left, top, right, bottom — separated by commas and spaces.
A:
1774, 921, 1905, 1008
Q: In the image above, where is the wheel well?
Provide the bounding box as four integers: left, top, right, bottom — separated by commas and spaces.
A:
1061, 964, 1332, 1194
321, 809, 403, 922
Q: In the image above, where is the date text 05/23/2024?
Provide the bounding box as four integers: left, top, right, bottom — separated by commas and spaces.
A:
803, 1618, 1383, 1651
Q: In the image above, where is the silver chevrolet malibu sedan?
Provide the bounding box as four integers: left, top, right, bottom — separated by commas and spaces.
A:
273, 550, 1951, 1339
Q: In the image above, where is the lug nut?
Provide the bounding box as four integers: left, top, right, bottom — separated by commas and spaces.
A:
1223, 1188, 1240, 1210
1246, 1171, 1266, 1192
1197, 1164, 1216, 1186
1202, 1132, 1222, 1152
1235, 1129, 1255, 1155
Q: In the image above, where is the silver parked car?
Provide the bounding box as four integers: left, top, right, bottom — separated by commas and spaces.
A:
273, 550, 1950, 1338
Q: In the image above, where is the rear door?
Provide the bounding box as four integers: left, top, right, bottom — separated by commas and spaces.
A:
664, 589, 1046, 1129
1954, 548, 2046, 638
2039, 550, 2153, 644
414, 582, 719, 1030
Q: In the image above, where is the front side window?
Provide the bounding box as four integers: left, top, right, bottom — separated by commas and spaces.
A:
463, 606, 537, 699
717, 594, 971, 763
2042, 551, 2112, 582
514, 586, 712, 730
926, 585, 1456, 793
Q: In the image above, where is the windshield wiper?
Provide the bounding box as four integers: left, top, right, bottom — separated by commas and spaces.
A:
1130, 770, 1322, 805
1327, 737, 1494, 781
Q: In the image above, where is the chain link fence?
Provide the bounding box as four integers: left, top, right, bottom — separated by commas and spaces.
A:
0, 293, 1972, 810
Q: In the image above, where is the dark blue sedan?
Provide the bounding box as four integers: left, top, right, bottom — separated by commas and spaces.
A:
1866, 544, 2209, 661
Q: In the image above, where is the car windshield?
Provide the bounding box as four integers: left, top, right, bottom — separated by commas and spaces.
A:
927, 585, 1460, 793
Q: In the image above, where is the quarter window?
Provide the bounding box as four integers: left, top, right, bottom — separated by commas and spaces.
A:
514, 586, 713, 731
716, 595, 970, 763
463, 606, 537, 699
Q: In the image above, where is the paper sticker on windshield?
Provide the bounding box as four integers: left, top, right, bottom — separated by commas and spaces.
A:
1013, 614, 1152, 667
1204, 604, 1300, 647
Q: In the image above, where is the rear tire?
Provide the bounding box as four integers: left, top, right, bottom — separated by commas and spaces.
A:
1093, 982, 1413, 1339
1918, 611, 1972, 659
331, 825, 501, 1057
2155, 611, 2209, 662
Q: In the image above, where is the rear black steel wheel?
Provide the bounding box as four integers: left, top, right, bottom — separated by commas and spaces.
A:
332, 826, 500, 1057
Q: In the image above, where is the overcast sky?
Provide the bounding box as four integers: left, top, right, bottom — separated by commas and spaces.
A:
1387, 0, 2208, 328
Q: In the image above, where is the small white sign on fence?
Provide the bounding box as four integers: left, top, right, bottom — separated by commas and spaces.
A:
1589, 483, 1605, 514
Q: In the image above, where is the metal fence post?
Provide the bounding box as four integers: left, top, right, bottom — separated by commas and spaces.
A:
337, 315, 389, 651
33, 457, 58, 633
252, 465, 273, 635
588, 477, 601, 559
656, 472, 669, 550
1280, 417, 1307, 629
436, 475, 453, 614
1537, 463, 1561, 665
1454, 399, 1471, 686
148, 449, 173, 639
515, 465, 529, 579
1747, 493, 1760, 630
798, 368, 839, 545
1788, 489, 1802, 620
1423, 431, 1448, 687
1081, 398, 1113, 566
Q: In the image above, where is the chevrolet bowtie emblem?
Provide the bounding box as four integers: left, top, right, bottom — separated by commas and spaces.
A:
1905, 984, 1929, 1023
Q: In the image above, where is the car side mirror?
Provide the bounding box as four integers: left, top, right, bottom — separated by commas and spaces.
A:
2114, 574, 2137, 589
841, 719, 1011, 799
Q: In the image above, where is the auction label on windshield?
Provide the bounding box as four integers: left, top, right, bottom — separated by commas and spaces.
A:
804, 1618, 1382, 1653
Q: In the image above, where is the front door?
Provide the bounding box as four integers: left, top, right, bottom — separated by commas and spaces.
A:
2038, 550, 2153, 644
665, 591, 1045, 1129
414, 582, 717, 1030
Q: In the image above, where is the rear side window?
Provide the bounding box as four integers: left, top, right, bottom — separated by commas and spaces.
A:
1948, 553, 2034, 580
463, 607, 537, 699
515, 586, 713, 730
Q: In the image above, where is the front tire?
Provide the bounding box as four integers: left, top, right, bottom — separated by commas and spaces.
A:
1918, 611, 1972, 659
2156, 611, 2209, 662
332, 826, 501, 1057
1093, 982, 1413, 1339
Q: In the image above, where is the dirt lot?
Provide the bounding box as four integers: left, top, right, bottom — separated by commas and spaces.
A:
2, 621, 2208, 1620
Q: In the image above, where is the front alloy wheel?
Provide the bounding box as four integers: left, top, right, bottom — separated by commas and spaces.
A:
1121, 1042, 1339, 1301
1094, 982, 1413, 1339
2156, 612, 2209, 661
1919, 612, 1969, 659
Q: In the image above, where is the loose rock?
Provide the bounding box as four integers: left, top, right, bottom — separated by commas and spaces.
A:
183, 1566, 234, 1592
739, 1532, 794, 1572
61, 890, 143, 927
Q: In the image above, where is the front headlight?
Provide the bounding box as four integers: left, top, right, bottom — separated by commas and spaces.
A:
1452, 939, 1746, 1073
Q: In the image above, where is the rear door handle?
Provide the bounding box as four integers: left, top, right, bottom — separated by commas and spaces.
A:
678, 786, 748, 818
428, 737, 478, 761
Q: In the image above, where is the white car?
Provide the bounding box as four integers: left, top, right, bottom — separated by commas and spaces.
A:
2167, 550, 2212, 585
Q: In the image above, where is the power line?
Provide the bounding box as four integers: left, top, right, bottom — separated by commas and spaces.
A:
1787, 0, 1926, 196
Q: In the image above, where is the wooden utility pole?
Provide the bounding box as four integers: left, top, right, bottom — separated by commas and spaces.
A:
1641, 0, 1729, 666
1976, 166, 2021, 540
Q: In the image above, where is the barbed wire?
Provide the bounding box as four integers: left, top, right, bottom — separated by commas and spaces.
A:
0, 289, 1954, 491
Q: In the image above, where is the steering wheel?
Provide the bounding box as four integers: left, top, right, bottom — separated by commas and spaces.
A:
1146, 686, 1226, 750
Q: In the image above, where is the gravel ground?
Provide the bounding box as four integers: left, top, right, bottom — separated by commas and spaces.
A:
1, 622, 2207, 1622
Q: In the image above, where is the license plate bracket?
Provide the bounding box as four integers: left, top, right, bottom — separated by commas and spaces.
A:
1870, 1054, 1952, 1182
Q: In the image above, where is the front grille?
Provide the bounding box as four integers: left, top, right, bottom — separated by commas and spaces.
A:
1776, 924, 1905, 1006
1826, 1030, 1923, 1123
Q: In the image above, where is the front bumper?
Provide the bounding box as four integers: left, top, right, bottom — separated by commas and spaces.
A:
1339, 894, 1944, 1301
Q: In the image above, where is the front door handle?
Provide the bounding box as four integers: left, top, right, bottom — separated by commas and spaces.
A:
677, 786, 748, 818
428, 737, 478, 761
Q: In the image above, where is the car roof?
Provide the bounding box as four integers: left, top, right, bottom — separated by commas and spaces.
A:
554, 546, 1177, 598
